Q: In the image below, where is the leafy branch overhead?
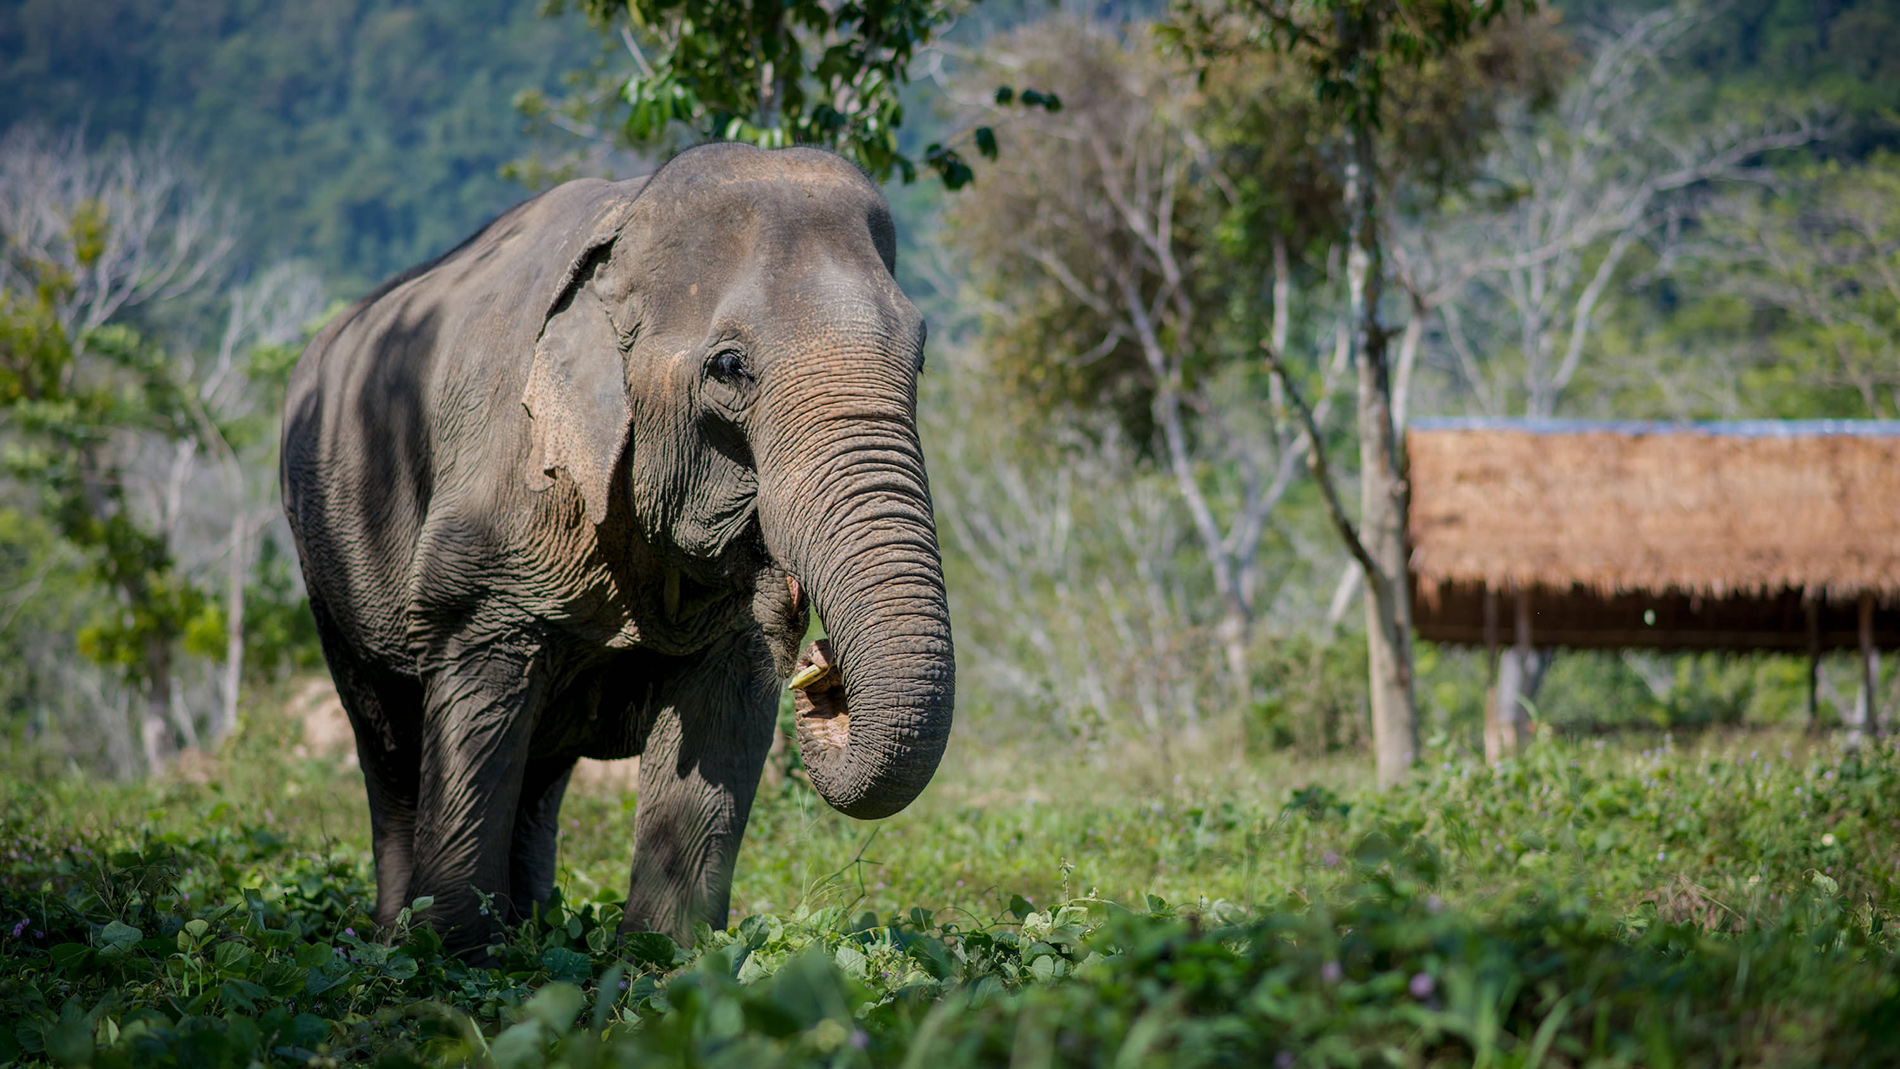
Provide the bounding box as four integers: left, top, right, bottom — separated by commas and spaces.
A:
543, 0, 1061, 189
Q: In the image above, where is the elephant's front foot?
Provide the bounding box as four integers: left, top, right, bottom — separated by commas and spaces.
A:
789, 640, 849, 757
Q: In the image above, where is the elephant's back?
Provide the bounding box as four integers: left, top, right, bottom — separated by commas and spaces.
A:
281, 178, 645, 666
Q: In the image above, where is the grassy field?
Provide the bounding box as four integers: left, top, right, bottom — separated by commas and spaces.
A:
4, 684, 1900, 1065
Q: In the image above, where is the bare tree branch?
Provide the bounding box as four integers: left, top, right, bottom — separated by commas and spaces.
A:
1262, 345, 1377, 580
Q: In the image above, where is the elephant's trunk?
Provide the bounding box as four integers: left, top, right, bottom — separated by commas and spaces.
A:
757, 386, 954, 821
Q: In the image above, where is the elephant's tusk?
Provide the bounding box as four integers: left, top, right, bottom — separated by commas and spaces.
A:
788, 663, 828, 690
663, 568, 681, 620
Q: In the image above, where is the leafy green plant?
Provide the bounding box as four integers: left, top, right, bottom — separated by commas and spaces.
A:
5, 724, 1900, 1066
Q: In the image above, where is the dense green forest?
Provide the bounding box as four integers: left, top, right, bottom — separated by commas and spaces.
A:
0, 0, 603, 293
6, 0, 1899, 292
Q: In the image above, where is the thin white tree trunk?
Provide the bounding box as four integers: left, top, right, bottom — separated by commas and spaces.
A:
1852, 593, 1878, 746
1486, 589, 1531, 763
213, 510, 249, 743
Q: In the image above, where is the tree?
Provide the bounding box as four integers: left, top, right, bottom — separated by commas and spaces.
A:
941, 19, 1352, 714
1173, 0, 1542, 787
1, 270, 210, 774
0, 128, 234, 346
0, 128, 318, 774
1693, 155, 1900, 419
1392, 4, 1824, 760
1399, 4, 1825, 422
533, 0, 985, 187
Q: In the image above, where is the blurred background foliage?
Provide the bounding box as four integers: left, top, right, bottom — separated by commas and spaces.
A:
2, 0, 1899, 779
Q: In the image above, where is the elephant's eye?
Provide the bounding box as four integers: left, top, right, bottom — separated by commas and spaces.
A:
707, 348, 753, 388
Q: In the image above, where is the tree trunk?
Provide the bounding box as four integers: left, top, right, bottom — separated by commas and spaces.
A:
1343, 120, 1417, 788
1218, 601, 1250, 721
1805, 595, 1821, 731
140, 634, 175, 775
212, 511, 248, 744
1486, 588, 1532, 763
1853, 592, 1878, 745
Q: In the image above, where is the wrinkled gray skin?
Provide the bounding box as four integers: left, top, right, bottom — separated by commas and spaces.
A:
280, 143, 953, 954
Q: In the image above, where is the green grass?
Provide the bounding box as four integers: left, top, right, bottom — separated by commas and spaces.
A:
4, 694, 1900, 1066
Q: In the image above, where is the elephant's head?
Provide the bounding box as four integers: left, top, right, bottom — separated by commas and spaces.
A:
521, 143, 952, 820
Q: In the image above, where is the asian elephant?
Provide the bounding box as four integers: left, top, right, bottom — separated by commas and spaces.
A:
279, 142, 954, 954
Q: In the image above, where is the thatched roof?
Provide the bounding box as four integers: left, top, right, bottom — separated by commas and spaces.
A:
1409, 419, 1900, 602
1407, 420, 1900, 651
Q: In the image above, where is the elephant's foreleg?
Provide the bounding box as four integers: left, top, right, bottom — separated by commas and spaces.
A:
410, 652, 545, 956
360, 739, 423, 928
507, 754, 578, 925
621, 633, 777, 945
309, 598, 423, 928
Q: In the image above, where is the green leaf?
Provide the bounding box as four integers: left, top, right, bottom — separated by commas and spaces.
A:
293, 942, 333, 968
739, 914, 774, 949
974, 126, 998, 161
288, 1013, 330, 1050
98, 920, 141, 950
523, 982, 585, 1035
995, 85, 1015, 105
212, 941, 255, 973
542, 946, 592, 984
305, 959, 353, 996
258, 960, 304, 996
219, 978, 267, 1012
487, 1021, 546, 1069
49, 944, 92, 971
623, 930, 682, 969
44, 1017, 92, 1068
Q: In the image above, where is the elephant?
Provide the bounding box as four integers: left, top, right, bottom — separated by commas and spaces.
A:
279, 142, 954, 954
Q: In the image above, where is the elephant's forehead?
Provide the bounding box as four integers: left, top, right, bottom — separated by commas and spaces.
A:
643, 164, 881, 223
650, 142, 875, 190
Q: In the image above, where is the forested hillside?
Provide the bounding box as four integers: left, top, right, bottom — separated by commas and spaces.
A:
5, 0, 1897, 290
0, 0, 601, 292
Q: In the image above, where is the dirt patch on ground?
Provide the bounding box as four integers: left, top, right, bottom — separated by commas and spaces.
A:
288, 677, 357, 767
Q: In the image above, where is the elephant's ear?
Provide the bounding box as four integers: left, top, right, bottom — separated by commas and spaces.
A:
523, 242, 630, 526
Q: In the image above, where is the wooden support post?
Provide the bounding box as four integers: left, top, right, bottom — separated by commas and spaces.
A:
1859, 592, 1879, 742
1806, 595, 1821, 732
1514, 589, 1533, 737
1483, 586, 1501, 764
1484, 585, 1499, 677
1487, 587, 1531, 764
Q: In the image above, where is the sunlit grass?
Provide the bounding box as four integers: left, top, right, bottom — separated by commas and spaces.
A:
6, 681, 1899, 1065
16, 681, 1885, 940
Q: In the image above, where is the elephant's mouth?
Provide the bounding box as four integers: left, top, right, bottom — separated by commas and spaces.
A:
787, 637, 849, 759
771, 574, 847, 759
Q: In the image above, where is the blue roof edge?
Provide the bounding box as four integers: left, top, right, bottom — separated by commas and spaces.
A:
1406, 418, 1900, 438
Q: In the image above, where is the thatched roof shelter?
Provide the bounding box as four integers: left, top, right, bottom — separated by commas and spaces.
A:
1408, 419, 1900, 652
